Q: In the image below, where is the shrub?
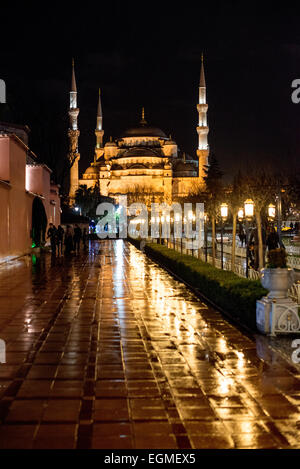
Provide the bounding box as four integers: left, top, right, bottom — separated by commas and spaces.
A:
144, 242, 267, 330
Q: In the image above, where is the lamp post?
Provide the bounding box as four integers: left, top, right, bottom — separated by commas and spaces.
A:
276, 181, 284, 248
170, 215, 173, 249
204, 213, 208, 262
192, 212, 196, 257
244, 199, 254, 278
183, 215, 187, 254
187, 210, 194, 256
220, 203, 228, 269
156, 216, 161, 244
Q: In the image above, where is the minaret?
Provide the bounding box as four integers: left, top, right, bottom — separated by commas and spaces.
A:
196, 53, 209, 181
95, 89, 104, 160
68, 58, 80, 204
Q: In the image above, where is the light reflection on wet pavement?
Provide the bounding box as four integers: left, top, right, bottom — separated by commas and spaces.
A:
0, 239, 299, 449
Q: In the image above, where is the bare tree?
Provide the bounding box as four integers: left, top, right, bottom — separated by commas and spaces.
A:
242, 170, 277, 269
124, 184, 164, 209
227, 171, 244, 271
202, 155, 224, 266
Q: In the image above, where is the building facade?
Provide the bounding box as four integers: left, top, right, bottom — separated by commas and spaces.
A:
68, 56, 209, 204
0, 123, 61, 261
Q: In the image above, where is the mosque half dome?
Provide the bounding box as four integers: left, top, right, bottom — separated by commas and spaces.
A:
122, 147, 161, 158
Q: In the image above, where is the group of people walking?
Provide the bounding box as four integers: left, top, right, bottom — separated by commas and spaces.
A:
238, 222, 284, 270
47, 223, 88, 256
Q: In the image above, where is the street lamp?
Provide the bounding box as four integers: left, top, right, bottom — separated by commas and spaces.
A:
244, 199, 254, 219
244, 199, 254, 278
220, 203, 228, 220
268, 203, 276, 221
220, 203, 228, 269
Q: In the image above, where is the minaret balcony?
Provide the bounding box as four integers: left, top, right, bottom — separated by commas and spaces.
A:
197, 103, 208, 113
69, 108, 79, 120
197, 126, 209, 135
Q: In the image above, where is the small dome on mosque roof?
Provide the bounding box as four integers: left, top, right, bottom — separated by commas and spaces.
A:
164, 135, 176, 145
105, 137, 117, 147
84, 166, 97, 175
174, 161, 196, 172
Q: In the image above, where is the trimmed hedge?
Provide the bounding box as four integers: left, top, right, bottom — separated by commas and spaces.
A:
143, 242, 267, 331
126, 237, 142, 249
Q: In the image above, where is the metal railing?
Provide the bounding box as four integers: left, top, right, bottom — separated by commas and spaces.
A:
149, 236, 300, 303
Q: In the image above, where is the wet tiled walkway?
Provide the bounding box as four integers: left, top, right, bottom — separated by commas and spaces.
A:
0, 240, 299, 449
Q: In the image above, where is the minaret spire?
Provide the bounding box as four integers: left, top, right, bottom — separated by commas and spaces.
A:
140, 107, 147, 125
68, 58, 80, 204
95, 88, 104, 153
70, 58, 78, 110
199, 53, 206, 88
196, 53, 209, 181
96, 88, 103, 131
71, 58, 77, 93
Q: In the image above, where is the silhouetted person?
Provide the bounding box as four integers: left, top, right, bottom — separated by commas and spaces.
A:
82, 227, 88, 251
238, 223, 246, 247
47, 223, 57, 256
56, 225, 64, 256
73, 224, 82, 254
64, 225, 73, 255
266, 226, 280, 251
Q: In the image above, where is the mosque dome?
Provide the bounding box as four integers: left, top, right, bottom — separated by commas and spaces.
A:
119, 108, 167, 139
120, 124, 167, 139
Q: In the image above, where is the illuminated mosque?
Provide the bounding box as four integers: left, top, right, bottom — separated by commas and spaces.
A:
67, 56, 209, 204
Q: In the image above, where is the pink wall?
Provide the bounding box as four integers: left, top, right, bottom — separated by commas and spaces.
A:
26, 164, 51, 197
0, 135, 61, 260
0, 138, 10, 181
8, 139, 31, 256
0, 183, 10, 255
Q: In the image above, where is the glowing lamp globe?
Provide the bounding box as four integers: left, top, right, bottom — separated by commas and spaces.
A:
238, 208, 244, 221
268, 203, 276, 219
220, 203, 228, 220
244, 199, 254, 219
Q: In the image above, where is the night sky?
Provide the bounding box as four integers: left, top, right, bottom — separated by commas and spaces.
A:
1, 1, 300, 187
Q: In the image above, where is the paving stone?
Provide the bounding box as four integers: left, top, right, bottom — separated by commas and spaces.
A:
0, 240, 300, 448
